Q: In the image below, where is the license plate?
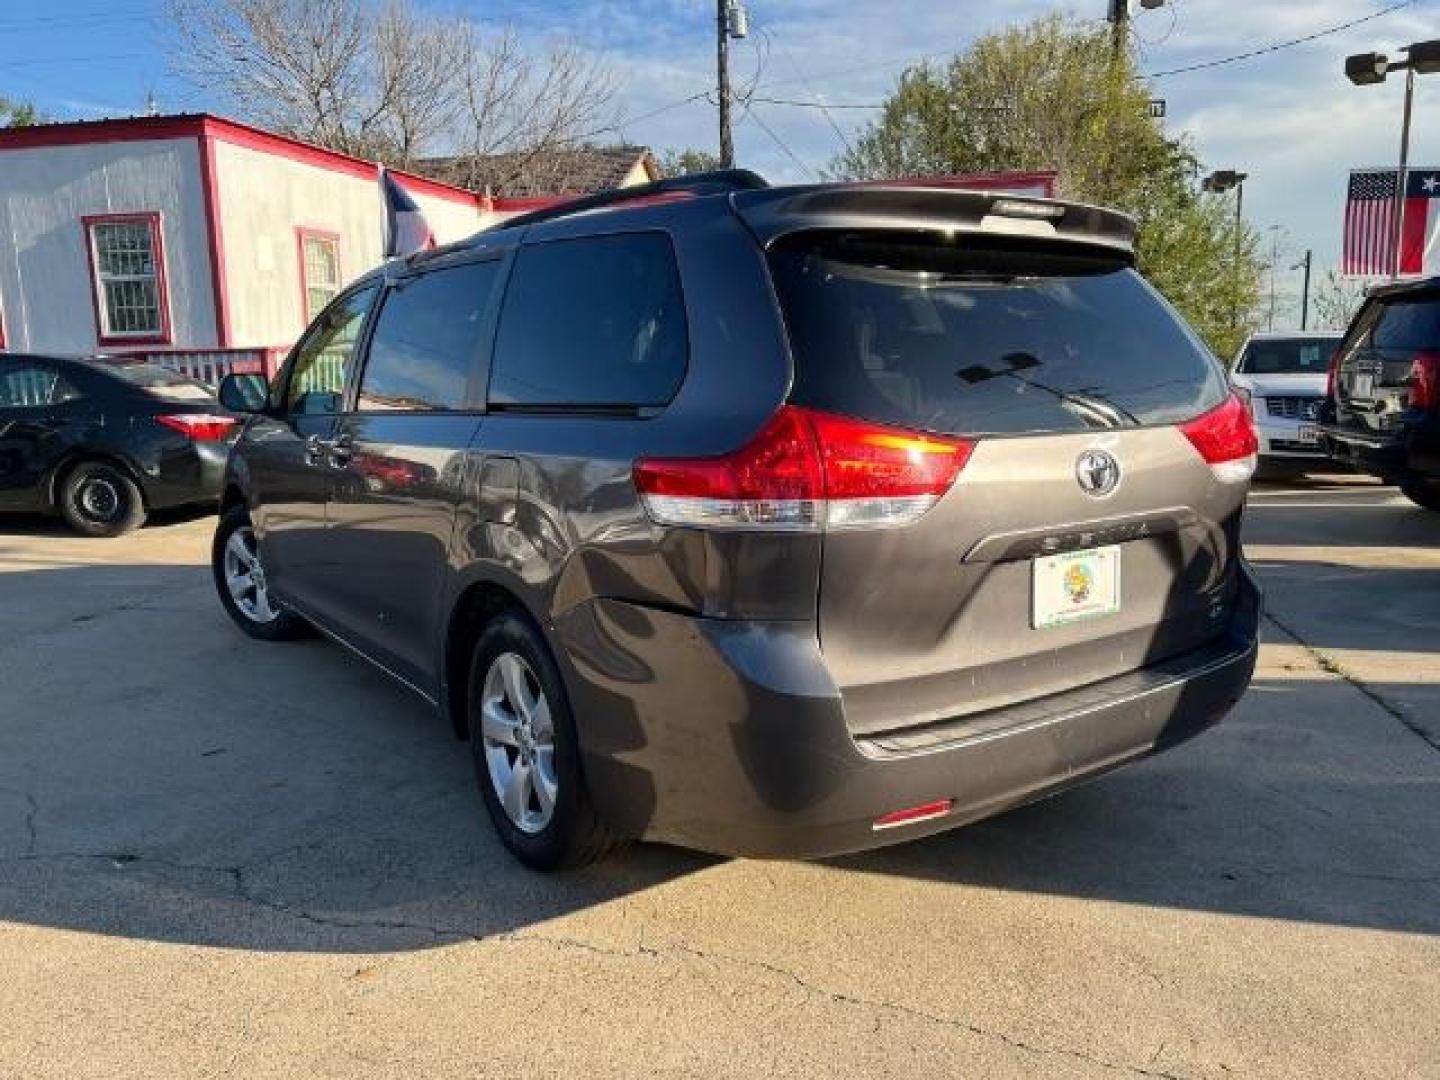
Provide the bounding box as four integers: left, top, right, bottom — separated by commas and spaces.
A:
1298, 424, 1319, 444
1350, 373, 1375, 399
1032, 546, 1122, 629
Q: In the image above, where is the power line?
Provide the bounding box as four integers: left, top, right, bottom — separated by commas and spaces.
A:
740, 103, 817, 178
1145, 0, 1426, 78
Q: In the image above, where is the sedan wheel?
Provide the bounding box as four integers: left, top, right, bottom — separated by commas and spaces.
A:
479, 652, 560, 835
223, 525, 278, 624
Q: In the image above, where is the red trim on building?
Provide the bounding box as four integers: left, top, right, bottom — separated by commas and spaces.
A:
196, 132, 232, 347
386, 166, 484, 209
295, 227, 342, 324
491, 195, 569, 212
81, 211, 174, 348
0, 113, 482, 209
0, 115, 206, 150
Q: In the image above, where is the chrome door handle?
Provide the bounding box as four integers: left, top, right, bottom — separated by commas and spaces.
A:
304, 434, 327, 465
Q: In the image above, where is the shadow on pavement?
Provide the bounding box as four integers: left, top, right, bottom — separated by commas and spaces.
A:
830, 666, 1440, 936
0, 558, 712, 954
1, 535, 1437, 953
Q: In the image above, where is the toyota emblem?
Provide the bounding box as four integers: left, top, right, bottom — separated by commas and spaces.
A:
1076, 449, 1121, 498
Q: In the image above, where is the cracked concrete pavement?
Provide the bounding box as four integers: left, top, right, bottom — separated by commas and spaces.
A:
1, 474, 1437, 1079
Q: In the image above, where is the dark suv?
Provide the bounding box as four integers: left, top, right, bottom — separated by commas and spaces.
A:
213, 173, 1261, 869
1320, 277, 1440, 510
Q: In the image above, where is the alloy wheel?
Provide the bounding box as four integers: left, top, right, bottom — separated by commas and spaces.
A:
480, 652, 559, 835
223, 525, 277, 624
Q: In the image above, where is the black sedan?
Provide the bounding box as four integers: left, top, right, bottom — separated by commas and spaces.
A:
0, 353, 240, 536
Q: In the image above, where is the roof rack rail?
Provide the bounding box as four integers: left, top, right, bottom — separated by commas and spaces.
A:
491, 168, 769, 231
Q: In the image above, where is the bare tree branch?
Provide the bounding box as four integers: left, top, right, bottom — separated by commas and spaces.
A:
168, 0, 614, 175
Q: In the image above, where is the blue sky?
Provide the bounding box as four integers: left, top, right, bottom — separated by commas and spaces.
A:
4, 0, 1438, 322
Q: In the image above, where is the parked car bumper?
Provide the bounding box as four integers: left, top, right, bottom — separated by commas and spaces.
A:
1319, 423, 1409, 480
1255, 414, 1324, 460
142, 438, 232, 510
1320, 415, 1440, 483
556, 562, 1261, 859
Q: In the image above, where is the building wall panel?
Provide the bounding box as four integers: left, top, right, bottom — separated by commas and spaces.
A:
0, 138, 216, 353
213, 143, 485, 347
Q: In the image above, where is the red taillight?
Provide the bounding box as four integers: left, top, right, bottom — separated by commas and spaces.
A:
873, 798, 955, 831
155, 413, 238, 441
1410, 350, 1440, 411
1178, 392, 1258, 484
633, 405, 974, 531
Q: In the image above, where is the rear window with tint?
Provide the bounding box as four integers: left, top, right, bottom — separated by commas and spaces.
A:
97, 362, 216, 401
769, 233, 1226, 437
1373, 294, 1440, 349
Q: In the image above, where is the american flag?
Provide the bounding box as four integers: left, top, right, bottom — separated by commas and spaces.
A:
1343, 167, 1440, 277
1343, 169, 1399, 276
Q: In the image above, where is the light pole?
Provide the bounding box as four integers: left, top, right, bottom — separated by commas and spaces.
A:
1203, 169, 1248, 334
1344, 40, 1440, 279
1293, 250, 1312, 331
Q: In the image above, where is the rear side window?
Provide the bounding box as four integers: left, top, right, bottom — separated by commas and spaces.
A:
0, 363, 60, 408
489, 233, 687, 408
358, 260, 502, 411
770, 232, 1226, 437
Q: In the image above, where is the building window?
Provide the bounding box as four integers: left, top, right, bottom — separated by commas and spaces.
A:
83, 213, 171, 344
297, 229, 341, 323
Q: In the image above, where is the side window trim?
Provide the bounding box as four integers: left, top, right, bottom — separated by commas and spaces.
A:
275, 283, 380, 417
344, 249, 512, 416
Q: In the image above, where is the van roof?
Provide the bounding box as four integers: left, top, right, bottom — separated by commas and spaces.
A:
423, 170, 1137, 264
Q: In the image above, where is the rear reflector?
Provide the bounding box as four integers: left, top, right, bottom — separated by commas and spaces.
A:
872, 798, 955, 831
633, 406, 974, 531
155, 413, 238, 441
1410, 350, 1440, 411
1178, 392, 1258, 484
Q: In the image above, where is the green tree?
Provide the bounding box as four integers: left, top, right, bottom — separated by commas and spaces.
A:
658, 148, 723, 177
0, 96, 47, 127
829, 15, 1263, 358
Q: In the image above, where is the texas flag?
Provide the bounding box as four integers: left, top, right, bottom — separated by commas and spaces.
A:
380, 169, 435, 258
1399, 170, 1440, 276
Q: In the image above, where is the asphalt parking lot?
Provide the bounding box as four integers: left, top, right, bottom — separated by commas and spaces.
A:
1, 474, 1437, 1079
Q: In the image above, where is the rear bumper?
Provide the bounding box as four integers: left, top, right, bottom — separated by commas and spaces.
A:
1319, 415, 1440, 483
556, 563, 1261, 859
1318, 423, 1408, 479
142, 439, 231, 510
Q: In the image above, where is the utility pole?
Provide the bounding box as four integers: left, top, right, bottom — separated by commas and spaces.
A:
1107, 0, 1128, 61
717, 0, 734, 168
1294, 249, 1313, 330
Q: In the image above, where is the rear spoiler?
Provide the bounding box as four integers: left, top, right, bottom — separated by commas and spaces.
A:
731, 184, 1136, 257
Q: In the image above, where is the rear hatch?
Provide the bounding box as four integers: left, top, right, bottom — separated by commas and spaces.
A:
761, 223, 1250, 737
1333, 288, 1440, 435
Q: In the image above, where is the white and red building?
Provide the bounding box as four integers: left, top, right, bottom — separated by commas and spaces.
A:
0, 114, 535, 377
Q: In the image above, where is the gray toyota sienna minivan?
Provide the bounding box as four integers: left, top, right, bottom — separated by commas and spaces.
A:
213, 172, 1261, 869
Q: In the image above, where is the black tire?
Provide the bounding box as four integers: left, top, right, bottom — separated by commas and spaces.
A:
467, 611, 618, 870
1400, 480, 1440, 512
211, 505, 309, 641
58, 461, 146, 537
